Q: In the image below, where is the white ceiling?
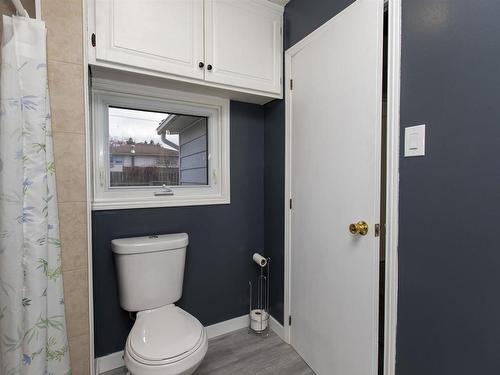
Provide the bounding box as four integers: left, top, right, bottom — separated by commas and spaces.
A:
268, 0, 291, 7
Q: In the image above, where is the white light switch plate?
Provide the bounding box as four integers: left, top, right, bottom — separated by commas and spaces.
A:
404, 124, 426, 157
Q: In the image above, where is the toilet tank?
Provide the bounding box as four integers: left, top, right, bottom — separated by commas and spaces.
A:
111, 233, 188, 312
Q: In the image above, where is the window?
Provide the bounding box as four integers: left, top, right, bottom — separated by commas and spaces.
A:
108, 107, 208, 188
92, 79, 230, 210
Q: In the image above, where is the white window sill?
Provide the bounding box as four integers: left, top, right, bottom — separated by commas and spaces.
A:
92, 195, 231, 211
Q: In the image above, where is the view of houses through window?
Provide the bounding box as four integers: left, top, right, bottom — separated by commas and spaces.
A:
108, 107, 208, 188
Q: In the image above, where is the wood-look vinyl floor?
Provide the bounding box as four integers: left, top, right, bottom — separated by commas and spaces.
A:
103, 328, 315, 375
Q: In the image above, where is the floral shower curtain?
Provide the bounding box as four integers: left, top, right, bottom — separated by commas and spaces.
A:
0, 15, 71, 375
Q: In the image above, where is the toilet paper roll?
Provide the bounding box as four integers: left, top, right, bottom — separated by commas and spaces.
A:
253, 253, 268, 268
250, 309, 269, 332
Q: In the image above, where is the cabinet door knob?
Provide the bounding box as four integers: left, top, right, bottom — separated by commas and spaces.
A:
207, 64, 213, 71
198, 62, 204, 68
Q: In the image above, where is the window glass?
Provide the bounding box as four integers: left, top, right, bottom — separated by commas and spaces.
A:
108, 107, 208, 188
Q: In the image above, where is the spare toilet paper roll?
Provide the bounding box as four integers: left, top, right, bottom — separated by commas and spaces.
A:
250, 309, 269, 332
253, 253, 268, 267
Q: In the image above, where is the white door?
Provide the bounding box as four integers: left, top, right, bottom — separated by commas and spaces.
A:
287, 1, 383, 374
204, 0, 282, 94
95, 0, 204, 79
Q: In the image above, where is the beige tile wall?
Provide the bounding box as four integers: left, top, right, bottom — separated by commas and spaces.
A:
1, 1, 91, 374
42, 0, 90, 373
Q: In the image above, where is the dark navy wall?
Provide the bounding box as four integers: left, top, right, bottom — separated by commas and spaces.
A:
93, 101, 264, 357
396, 1, 500, 374
95, 1, 500, 369
264, 0, 356, 326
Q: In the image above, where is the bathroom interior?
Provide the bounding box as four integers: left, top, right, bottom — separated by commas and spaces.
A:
1, 1, 500, 375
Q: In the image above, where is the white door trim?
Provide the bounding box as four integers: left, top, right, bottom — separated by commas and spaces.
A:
383, 0, 401, 374
283, 1, 401, 375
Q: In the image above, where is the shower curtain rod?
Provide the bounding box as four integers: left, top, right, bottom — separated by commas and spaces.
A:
10, 0, 29, 17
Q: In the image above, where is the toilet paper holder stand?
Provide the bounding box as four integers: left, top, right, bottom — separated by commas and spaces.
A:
248, 257, 270, 335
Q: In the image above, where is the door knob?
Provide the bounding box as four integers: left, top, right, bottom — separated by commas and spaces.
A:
207, 64, 213, 71
349, 221, 369, 236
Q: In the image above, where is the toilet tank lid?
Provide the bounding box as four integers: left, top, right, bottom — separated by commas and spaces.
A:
111, 233, 188, 255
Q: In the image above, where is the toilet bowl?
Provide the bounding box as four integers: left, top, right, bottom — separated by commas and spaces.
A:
111, 233, 207, 375
124, 305, 208, 375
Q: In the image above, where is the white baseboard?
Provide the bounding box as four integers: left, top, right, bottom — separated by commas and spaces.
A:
205, 314, 249, 339
95, 314, 249, 373
269, 315, 285, 341
95, 350, 124, 374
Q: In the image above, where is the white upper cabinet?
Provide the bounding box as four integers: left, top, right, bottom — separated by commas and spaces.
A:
204, 0, 282, 94
89, 0, 283, 101
95, 0, 204, 79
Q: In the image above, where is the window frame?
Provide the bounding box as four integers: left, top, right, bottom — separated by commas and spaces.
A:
91, 78, 230, 210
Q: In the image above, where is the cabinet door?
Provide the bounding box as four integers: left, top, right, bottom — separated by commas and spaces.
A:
95, 0, 204, 79
204, 0, 282, 94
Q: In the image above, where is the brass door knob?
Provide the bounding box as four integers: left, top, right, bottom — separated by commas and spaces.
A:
349, 221, 369, 236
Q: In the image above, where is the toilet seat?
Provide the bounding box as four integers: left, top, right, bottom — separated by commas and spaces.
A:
127, 304, 204, 365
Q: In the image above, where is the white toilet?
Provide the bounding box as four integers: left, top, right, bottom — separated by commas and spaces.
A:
111, 233, 207, 375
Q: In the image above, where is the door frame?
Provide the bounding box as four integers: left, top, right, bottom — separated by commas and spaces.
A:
282, 1, 401, 375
